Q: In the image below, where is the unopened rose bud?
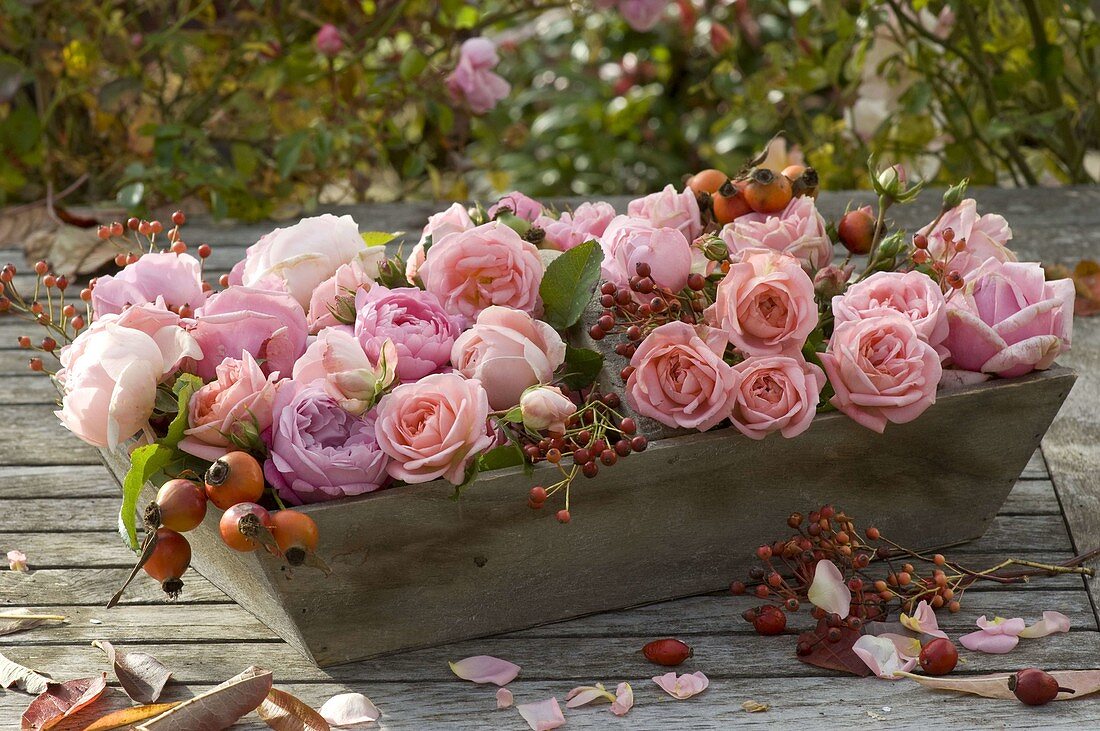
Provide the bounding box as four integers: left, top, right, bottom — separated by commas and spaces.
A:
314, 24, 343, 58
519, 385, 576, 435
814, 264, 854, 299
700, 236, 729, 262
942, 178, 969, 211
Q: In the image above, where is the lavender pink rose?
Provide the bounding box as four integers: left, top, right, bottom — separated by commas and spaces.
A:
353, 285, 461, 382
91, 252, 206, 318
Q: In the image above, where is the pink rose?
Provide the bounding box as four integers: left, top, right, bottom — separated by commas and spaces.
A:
601, 0, 668, 31
234, 214, 373, 309
354, 285, 461, 381
536, 201, 616, 252
375, 373, 496, 484
451, 306, 567, 410
729, 355, 825, 440
600, 216, 693, 296
519, 385, 576, 434
943, 261, 1073, 378
446, 37, 510, 115
420, 222, 543, 324
820, 314, 942, 433
627, 185, 702, 242
179, 352, 282, 461
917, 199, 1017, 276
720, 196, 833, 270
110, 302, 201, 372
708, 250, 818, 356
91, 252, 206, 318
407, 203, 475, 284
293, 328, 397, 414
488, 191, 545, 222
189, 286, 308, 380
307, 258, 377, 333
314, 24, 343, 57
55, 319, 200, 449
625, 321, 739, 431
832, 271, 948, 354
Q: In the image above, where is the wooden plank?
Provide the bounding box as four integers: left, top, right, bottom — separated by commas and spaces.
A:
0, 465, 116, 499
1000, 479, 1059, 514
0, 375, 57, 405
0, 568, 229, 605
1021, 449, 1049, 479
0, 405, 100, 465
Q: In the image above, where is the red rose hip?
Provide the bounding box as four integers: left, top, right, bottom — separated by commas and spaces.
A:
918, 638, 958, 676
642, 638, 693, 666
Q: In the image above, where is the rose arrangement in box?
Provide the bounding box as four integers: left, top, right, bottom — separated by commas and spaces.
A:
0, 152, 1074, 601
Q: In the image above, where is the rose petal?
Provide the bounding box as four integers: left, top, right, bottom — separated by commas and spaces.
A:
852, 635, 917, 679
564, 684, 612, 708
807, 559, 851, 619
7, 550, 27, 572
496, 688, 514, 709
878, 633, 924, 660
974, 615, 1026, 637
611, 682, 634, 716
959, 630, 1020, 654
449, 655, 521, 686
516, 697, 565, 731
1019, 611, 1071, 639
899, 600, 948, 639
652, 671, 709, 699
319, 692, 381, 726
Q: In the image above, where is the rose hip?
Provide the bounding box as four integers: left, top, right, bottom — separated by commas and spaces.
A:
1009, 668, 1075, 706
270, 509, 319, 566
219, 502, 275, 552
918, 638, 958, 676
752, 605, 787, 635
205, 451, 264, 509
143, 528, 191, 599
642, 638, 693, 666
151, 479, 207, 532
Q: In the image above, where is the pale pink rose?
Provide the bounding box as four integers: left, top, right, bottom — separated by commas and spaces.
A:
917, 198, 1017, 276
407, 203, 476, 283
307, 258, 378, 333
536, 201, 616, 252
603, 0, 668, 32
720, 196, 833, 270
820, 314, 942, 433
55, 320, 199, 449
178, 352, 282, 461
627, 184, 702, 242
314, 23, 343, 57
111, 302, 202, 373
188, 286, 308, 380
452, 306, 566, 410
7, 549, 28, 572
236, 214, 371, 309
708, 250, 818, 356
626, 321, 739, 431
729, 355, 825, 440
374, 373, 496, 484
488, 191, 545, 222
91, 252, 206, 318
292, 328, 397, 414
832, 271, 949, 355
519, 386, 575, 434
600, 216, 693, 296
446, 37, 510, 115
420, 222, 543, 325
943, 261, 1073, 377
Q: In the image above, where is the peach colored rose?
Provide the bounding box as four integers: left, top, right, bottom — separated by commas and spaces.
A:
179, 352, 282, 461
451, 306, 566, 410
420, 222, 543, 325
600, 216, 693, 297
306, 258, 378, 333
820, 314, 942, 433
519, 385, 576, 434
944, 261, 1073, 378
625, 321, 739, 431
627, 184, 703, 242
917, 199, 1016, 276
720, 196, 833, 270
374, 373, 496, 484
832, 271, 948, 355
729, 354, 825, 440
708, 250, 818, 356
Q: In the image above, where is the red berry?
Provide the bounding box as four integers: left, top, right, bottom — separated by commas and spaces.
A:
205, 451, 264, 509
837, 208, 876, 255
197, 244, 212, 259
270, 510, 319, 566
153, 479, 207, 532
1009, 668, 1073, 706
126, 217, 140, 231
529, 486, 547, 503
556, 509, 571, 523
219, 502, 274, 552
752, 606, 787, 635
918, 638, 959, 676
143, 528, 191, 598
642, 638, 693, 666
171, 210, 186, 226
170, 241, 187, 254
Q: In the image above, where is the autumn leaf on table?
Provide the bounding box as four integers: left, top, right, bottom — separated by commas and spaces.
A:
1045, 260, 1100, 316
76, 703, 180, 731
92, 640, 171, 704
257, 687, 330, 730
795, 618, 871, 677
0, 651, 53, 695
135, 665, 273, 730
20, 673, 107, 731
900, 670, 1100, 701
0, 609, 67, 638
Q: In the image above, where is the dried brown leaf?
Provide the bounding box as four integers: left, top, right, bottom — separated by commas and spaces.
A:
0, 205, 56, 248
75, 702, 179, 731
901, 670, 1100, 700
92, 640, 171, 703
0, 609, 66, 637
135, 665, 273, 730
741, 700, 769, 712
795, 618, 870, 677
20, 673, 107, 730
257, 688, 330, 731
0, 651, 53, 695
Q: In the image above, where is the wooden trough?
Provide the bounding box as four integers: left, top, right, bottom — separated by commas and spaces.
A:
98, 366, 1075, 667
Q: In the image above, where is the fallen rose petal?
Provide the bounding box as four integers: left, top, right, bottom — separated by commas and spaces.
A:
899, 600, 948, 639
807, 559, 851, 619
516, 697, 565, 731
449, 655, 520, 686
7, 550, 28, 572
878, 633, 923, 660
1019, 611, 1071, 639
976, 615, 1026, 636
565, 683, 613, 708
652, 671, 709, 699
496, 688, 513, 709
319, 693, 380, 726
852, 635, 917, 679
611, 682, 633, 716
959, 630, 1020, 654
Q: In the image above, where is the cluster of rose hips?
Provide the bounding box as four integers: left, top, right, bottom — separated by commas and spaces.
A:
134, 451, 325, 601
2, 260, 81, 373
686, 164, 819, 226
912, 227, 967, 294
521, 394, 647, 523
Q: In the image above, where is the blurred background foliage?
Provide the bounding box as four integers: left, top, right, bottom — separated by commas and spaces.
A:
1, 0, 1097, 221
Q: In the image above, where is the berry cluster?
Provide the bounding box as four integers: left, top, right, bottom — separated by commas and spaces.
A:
912, 227, 967, 294
518, 393, 647, 523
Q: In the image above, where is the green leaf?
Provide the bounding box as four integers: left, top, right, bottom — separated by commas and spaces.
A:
503, 406, 523, 423
559, 345, 604, 390
116, 182, 145, 209
361, 231, 397, 247
274, 130, 307, 179
399, 48, 427, 80
119, 444, 172, 551
163, 374, 203, 449
539, 239, 603, 330
478, 444, 524, 472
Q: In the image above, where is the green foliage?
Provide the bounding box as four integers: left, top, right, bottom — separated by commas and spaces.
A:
559, 345, 605, 390
0, 1, 1095, 218
539, 240, 603, 329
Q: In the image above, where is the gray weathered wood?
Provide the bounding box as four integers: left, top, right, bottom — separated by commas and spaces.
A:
0, 405, 100, 464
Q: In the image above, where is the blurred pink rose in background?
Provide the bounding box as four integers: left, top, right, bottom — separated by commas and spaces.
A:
536, 201, 616, 251
600, 216, 693, 297
596, 0, 668, 31
91, 252, 206, 318
627, 184, 702, 242
944, 261, 1073, 378
488, 191, 545, 222
917, 199, 1016, 276
314, 24, 343, 57
720, 196, 833, 270
446, 37, 510, 115
729, 354, 825, 440
189, 286, 307, 380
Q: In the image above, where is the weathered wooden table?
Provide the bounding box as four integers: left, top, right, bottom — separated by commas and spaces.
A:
2, 188, 1099, 728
